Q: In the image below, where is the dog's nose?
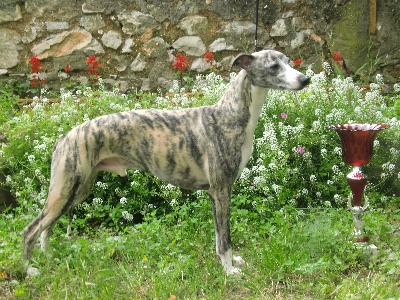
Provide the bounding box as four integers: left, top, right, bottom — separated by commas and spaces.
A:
301, 76, 311, 86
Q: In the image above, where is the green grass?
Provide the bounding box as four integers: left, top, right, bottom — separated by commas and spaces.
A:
1, 67, 399, 299
1, 200, 399, 299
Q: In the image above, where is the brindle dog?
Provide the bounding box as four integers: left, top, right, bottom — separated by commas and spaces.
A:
23, 49, 310, 274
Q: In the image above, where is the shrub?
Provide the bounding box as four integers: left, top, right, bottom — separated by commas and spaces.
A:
0, 66, 399, 231
236, 68, 400, 214
0, 83, 19, 125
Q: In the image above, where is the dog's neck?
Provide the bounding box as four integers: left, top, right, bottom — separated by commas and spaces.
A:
214, 70, 268, 135
247, 83, 268, 128
221, 70, 269, 176
236, 84, 267, 175
216, 70, 268, 111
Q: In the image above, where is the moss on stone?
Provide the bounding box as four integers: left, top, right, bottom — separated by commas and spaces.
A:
328, 1, 385, 81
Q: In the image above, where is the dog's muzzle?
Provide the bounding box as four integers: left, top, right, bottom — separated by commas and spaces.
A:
293, 75, 311, 90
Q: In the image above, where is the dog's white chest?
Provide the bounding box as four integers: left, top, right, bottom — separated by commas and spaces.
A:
238, 86, 267, 175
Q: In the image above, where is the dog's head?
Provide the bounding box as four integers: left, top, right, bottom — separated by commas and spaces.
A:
232, 49, 310, 90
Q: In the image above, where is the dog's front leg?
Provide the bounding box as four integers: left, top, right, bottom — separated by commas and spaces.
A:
208, 188, 241, 274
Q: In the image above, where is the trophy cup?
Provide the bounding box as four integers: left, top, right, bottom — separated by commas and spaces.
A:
329, 123, 389, 244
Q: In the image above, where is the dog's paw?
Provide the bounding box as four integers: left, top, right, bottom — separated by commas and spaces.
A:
233, 255, 245, 266
226, 266, 242, 275
26, 266, 40, 277
224, 256, 245, 275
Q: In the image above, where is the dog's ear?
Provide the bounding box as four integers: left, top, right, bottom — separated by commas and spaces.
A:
231, 54, 255, 71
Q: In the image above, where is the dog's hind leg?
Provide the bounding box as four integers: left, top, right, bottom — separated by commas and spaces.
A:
23, 196, 66, 261
208, 187, 241, 274
23, 172, 96, 261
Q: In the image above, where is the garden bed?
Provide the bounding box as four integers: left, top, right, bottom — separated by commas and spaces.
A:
0, 67, 399, 298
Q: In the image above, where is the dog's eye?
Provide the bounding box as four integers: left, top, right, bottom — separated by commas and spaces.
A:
269, 63, 279, 70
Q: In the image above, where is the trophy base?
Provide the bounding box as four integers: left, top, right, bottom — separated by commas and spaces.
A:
355, 236, 370, 243
355, 243, 379, 256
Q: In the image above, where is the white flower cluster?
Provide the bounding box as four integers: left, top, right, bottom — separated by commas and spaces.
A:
325, 108, 346, 124
92, 197, 103, 207
332, 165, 343, 176
309, 174, 317, 183
122, 210, 133, 221
382, 162, 396, 172
375, 74, 384, 85
309, 71, 327, 89
96, 181, 108, 190
159, 183, 182, 205
169, 80, 181, 94
322, 61, 333, 75
334, 147, 342, 156
271, 184, 281, 194
120, 197, 127, 206
320, 148, 328, 158
257, 122, 279, 152
192, 72, 230, 100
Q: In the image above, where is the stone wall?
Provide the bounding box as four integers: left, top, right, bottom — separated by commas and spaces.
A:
0, 0, 399, 93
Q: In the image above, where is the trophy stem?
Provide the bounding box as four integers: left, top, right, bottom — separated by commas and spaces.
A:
346, 166, 369, 243
346, 167, 367, 207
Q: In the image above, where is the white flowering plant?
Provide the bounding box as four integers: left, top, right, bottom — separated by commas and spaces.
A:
0, 77, 229, 230
235, 68, 399, 216
0, 66, 399, 231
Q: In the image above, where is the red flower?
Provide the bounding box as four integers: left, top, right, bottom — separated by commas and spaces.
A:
30, 77, 46, 87
86, 56, 99, 68
85, 55, 101, 83
293, 58, 302, 67
332, 51, 343, 62
28, 56, 45, 88
203, 51, 214, 64
64, 61, 72, 73
172, 52, 189, 72
29, 55, 42, 73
